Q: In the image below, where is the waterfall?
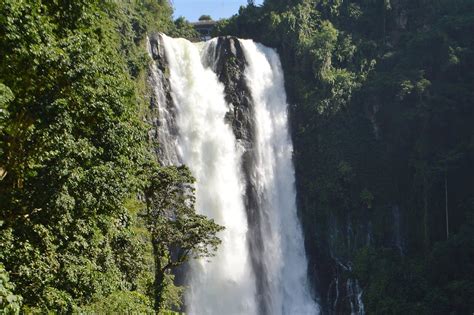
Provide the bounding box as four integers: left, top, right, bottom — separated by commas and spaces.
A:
152, 34, 319, 315
239, 40, 319, 315
161, 34, 258, 315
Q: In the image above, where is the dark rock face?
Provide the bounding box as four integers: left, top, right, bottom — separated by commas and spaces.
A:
210, 37, 255, 146
147, 34, 179, 166
295, 192, 368, 314
149, 34, 164, 61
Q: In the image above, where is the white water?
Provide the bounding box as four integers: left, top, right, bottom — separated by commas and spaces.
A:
159, 34, 319, 314
161, 35, 258, 315
239, 40, 319, 315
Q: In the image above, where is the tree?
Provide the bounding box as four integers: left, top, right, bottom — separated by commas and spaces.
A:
172, 17, 199, 39
144, 166, 223, 312
0, 263, 22, 314
0, 0, 172, 310
0, 84, 13, 183
198, 15, 212, 21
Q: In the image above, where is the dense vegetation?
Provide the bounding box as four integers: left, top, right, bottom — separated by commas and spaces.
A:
218, 0, 474, 313
2, 0, 473, 314
0, 0, 219, 313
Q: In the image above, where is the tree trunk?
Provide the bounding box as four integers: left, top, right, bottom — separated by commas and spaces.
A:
153, 239, 166, 313
445, 171, 449, 239
423, 174, 430, 252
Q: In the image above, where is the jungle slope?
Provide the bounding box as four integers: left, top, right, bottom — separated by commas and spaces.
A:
217, 0, 474, 313
0, 1, 209, 313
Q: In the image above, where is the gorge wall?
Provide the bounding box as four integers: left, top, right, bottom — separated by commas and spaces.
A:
215, 1, 474, 314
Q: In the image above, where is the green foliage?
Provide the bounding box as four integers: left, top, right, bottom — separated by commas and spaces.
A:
360, 188, 374, 209
218, 0, 474, 312
0, 264, 22, 315
171, 17, 199, 40
0, 0, 155, 307
80, 291, 154, 314
160, 274, 185, 311
354, 223, 474, 314
145, 166, 223, 263
198, 15, 213, 21
0, 84, 13, 166
0, 0, 218, 313
354, 247, 428, 314
144, 165, 223, 311
0, 84, 13, 109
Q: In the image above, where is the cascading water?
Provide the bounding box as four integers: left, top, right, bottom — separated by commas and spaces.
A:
239, 40, 319, 315
161, 34, 258, 315
151, 34, 320, 315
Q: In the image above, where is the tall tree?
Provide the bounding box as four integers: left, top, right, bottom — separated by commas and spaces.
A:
144, 166, 223, 311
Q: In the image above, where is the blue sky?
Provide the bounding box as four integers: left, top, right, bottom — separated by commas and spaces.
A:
171, 0, 264, 22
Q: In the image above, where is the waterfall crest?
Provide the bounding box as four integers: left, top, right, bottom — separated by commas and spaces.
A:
150, 34, 320, 315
